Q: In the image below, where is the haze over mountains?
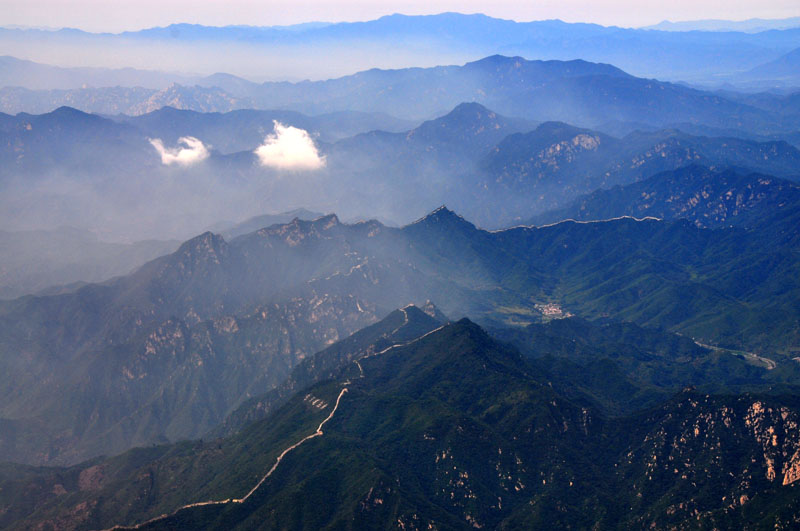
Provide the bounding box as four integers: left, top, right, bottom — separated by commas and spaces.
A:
2, 202, 799, 467
0, 228, 178, 299
2, 13, 800, 85
2, 10, 800, 530
740, 46, 800, 86
644, 16, 800, 32
3, 53, 800, 126
3, 73, 800, 239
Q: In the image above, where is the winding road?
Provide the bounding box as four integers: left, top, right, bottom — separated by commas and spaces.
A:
694, 340, 777, 370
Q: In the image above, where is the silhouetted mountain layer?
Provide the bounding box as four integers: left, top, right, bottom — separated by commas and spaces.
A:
644, 17, 800, 33
0, 106, 157, 180
3, 14, 800, 83
0, 55, 200, 90
743, 47, 800, 85
1, 55, 796, 136
719, 90, 800, 128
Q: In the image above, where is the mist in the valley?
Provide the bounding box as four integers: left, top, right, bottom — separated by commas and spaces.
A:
4, 88, 800, 247
0, 118, 438, 244
0, 32, 474, 83
0, 114, 453, 299
3, 20, 800, 301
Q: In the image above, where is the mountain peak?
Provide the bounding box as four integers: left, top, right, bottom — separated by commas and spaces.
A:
47, 106, 103, 124
51, 105, 89, 116
312, 213, 340, 230
448, 101, 492, 115
257, 213, 343, 246
463, 54, 629, 78
468, 54, 525, 68
424, 204, 457, 218
407, 206, 476, 230
175, 231, 228, 261
406, 101, 528, 154
533, 121, 592, 136
410, 102, 499, 135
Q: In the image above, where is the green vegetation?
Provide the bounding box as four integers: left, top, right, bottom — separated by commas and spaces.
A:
5, 316, 800, 529
2, 203, 799, 467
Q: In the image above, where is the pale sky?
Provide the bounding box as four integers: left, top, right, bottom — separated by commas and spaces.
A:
1, 0, 798, 32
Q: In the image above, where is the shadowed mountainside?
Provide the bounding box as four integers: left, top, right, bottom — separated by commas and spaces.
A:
1, 205, 799, 465
4, 315, 800, 529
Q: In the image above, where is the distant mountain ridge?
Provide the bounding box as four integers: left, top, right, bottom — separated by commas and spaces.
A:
0, 55, 201, 90
743, 47, 800, 85
644, 17, 800, 33
460, 121, 800, 225
527, 165, 800, 228
117, 106, 415, 151
0, 54, 794, 142
213, 208, 325, 239
3, 13, 800, 83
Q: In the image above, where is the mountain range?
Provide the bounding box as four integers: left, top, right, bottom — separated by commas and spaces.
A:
644, 16, 800, 33
740, 46, 800, 86
461, 121, 800, 224
2, 198, 799, 466
527, 165, 800, 228
0, 55, 200, 91
2, 14, 800, 84
2, 55, 797, 136
3, 93, 800, 238
4, 308, 800, 529
1, 24, 800, 528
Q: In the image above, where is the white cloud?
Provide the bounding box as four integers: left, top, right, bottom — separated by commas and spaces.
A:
149, 136, 209, 166
254, 121, 326, 171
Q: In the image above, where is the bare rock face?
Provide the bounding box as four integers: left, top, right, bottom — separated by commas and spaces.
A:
617, 393, 800, 525
529, 165, 800, 230
78, 465, 105, 491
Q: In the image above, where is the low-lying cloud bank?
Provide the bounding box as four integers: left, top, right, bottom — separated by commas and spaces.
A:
149, 136, 210, 166
255, 121, 326, 170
